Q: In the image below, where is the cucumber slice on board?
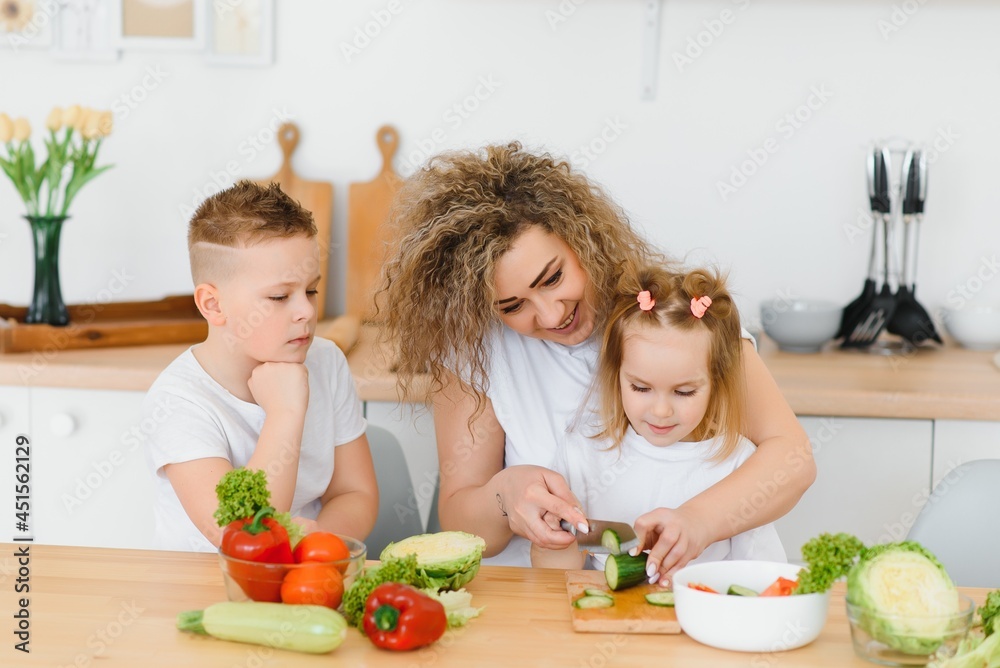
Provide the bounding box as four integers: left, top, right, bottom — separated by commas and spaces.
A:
644, 591, 675, 607
584, 588, 610, 597
727, 584, 759, 596
605, 553, 648, 591
573, 594, 615, 609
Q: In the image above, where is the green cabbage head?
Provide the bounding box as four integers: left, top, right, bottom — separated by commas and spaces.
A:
380, 531, 487, 591
847, 541, 960, 655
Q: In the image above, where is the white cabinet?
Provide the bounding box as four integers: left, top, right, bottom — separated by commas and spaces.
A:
931, 420, 1000, 488
30, 387, 155, 550
774, 416, 933, 561
363, 401, 438, 530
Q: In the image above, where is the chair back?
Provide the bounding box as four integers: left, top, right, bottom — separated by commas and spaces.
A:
365, 425, 425, 556
907, 459, 1000, 588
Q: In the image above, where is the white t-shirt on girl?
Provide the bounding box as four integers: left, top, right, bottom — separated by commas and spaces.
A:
554, 426, 786, 570
143, 337, 367, 552
479, 325, 757, 567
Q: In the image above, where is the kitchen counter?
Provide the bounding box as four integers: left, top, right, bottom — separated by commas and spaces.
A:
0, 326, 997, 420
9, 543, 991, 666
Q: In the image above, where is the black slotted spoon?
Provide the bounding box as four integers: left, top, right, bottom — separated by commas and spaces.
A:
837, 148, 883, 339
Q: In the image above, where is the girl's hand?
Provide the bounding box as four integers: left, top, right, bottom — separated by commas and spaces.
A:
631, 507, 711, 585
292, 516, 320, 536
496, 465, 588, 550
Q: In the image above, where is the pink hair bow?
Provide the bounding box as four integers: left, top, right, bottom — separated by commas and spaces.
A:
690, 296, 712, 319
637, 290, 655, 311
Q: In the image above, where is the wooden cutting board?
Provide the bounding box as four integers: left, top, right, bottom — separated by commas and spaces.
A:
254, 122, 333, 320
347, 125, 402, 322
566, 570, 682, 634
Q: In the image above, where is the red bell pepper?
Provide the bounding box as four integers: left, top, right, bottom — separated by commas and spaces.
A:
363, 583, 447, 651
221, 506, 294, 602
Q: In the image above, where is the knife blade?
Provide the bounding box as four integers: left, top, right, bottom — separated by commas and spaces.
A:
559, 519, 640, 555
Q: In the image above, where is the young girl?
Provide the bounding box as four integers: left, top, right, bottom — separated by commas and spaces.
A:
531, 266, 785, 574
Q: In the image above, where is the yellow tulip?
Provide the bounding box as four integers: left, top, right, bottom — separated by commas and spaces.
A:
0, 114, 12, 143
96, 110, 113, 137
82, 111, 101, 140
12, 117, 30, 142
63, 104, 81, 128
74, 107, 90, 134
46, 107, 63, 132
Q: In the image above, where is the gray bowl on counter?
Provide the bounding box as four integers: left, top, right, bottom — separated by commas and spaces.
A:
760, 298, 841, 353
941, 305, 1000, 351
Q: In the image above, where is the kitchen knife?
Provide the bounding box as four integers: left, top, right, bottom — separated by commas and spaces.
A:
559, 519, 640, 555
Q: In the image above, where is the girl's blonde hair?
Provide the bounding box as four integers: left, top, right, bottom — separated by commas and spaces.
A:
593, 266, 748, 461
377, 142, 663, 417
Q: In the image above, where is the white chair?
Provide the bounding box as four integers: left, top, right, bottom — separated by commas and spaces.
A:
906, 459, 1000, 588
365, 425, 425, 556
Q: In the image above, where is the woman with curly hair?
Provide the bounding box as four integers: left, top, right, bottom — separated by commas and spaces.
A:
378, 142, 814, 579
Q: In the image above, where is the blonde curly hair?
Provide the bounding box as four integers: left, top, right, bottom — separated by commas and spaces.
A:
592, 266, 748, 461
377, 142, 663, 416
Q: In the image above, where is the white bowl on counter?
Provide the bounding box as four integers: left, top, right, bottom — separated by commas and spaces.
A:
760, 298, 841, 353
941, 305, 1000, 351
673, 560, 829, 653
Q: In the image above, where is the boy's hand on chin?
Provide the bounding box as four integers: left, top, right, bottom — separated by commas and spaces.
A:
248, 362, 310, 414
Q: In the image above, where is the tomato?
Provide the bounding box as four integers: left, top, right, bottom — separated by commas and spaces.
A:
280, 563, 345, 608
760, 577, 799, 597
293, 532, 351, 571
687, 583, 719, 594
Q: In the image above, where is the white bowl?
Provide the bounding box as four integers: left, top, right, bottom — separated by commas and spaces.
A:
673, 560, 829, 653
760, 298, 841, 353
941, 305, 1000, 351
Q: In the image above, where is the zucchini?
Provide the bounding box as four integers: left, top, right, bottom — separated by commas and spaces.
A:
727, 584, 758, 597
644, 591, 675, 607
177, 602, 347, 654
573, 594, 614, 609
584, 588, 609, 597
605, 553, 648, 591
601, 529, 621, 554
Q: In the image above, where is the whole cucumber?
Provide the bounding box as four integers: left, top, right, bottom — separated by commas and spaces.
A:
177, 601, 347, 654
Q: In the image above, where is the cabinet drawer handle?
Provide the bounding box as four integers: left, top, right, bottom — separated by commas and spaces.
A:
50, 413, 77, 437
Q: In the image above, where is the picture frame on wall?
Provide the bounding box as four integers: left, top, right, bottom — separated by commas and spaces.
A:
111, 0, 205, 50
205, 0, 273, 67
1, 0, 55, 50
52, 0, 120, 60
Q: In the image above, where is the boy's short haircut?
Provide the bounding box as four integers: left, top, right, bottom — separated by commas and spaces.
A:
188, 180, 318, 284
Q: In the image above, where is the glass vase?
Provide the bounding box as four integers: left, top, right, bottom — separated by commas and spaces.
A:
24, 215, 70, 327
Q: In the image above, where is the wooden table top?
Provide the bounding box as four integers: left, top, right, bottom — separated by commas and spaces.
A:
4, 543, 992, 667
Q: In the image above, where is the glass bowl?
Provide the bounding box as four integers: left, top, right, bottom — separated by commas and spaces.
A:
846, 594, 975, 666
218, 534, 366, 604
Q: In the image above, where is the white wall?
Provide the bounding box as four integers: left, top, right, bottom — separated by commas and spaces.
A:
3, 0, 998, 329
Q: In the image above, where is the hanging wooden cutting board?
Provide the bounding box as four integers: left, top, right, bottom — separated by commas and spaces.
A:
566, 570, 682, 634
347, 125, 402, 322
254, 122, 334, 321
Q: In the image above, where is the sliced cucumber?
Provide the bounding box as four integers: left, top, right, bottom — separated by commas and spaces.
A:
584, 588, 609, 597
573, 594, 614, 609
644, 591, 675, 607
727, 584, 759, 597
605, 553, 648, 591
601, 529, 621, 554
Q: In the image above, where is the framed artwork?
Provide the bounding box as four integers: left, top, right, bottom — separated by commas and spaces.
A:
1, 0, 55, 49
206, 0, 272, 66
111, 0, 205, 50
52, 0, 119, 60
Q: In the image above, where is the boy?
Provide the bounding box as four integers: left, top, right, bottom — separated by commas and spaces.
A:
143, 180, 378, 551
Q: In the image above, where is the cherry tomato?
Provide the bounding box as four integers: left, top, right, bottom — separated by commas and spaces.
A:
293, 532, 351, 571
280, 563, 344, 608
